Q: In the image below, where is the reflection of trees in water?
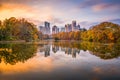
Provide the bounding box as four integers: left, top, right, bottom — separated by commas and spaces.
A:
88, 43, 120, 59
52, 41, 120, 59
0, 42, 119, 65
0, 44, 37, 65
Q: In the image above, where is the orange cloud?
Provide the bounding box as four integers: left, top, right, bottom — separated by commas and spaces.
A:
0, 2, 54, 24
0, 3, 34, 20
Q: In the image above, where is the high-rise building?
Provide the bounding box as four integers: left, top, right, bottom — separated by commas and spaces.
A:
52, 25, 56, 34
65, 25, 68, 32
45, 21, 50, 28
65, 24, 72, 32
57, 28, 59, 33
76, 24, 80, 31
39, 21, 51, 35
52, 25, 59, 34
67, 24, 72, 32
45, 21, 50, 34
72, 20, 76, 31
39, 20, 81, 34
77, 24, 80, 30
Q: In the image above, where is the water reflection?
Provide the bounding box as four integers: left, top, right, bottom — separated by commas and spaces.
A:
0, 43, 37, 65
0, 41, 120, 80
38, 41, 120, 59
0, 41, 120, 65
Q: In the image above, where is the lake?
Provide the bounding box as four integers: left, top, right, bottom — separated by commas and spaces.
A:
0, 41, 120, 80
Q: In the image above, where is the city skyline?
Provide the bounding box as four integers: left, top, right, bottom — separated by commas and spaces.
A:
0, 0, 120, 29
40, 20, 82, 34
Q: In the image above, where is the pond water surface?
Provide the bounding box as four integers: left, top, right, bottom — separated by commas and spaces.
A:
0, 41, 120, 80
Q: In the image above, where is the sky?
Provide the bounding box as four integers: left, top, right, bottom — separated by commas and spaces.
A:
0, 0, 120, 29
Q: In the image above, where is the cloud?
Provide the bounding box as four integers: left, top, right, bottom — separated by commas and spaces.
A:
0, 1, 53, 22
26, 18, 43, 26
108, 19, 120, 24
0, 0, 39, 4
0, 3, 37, 21
0, 3, 32, 11
78, 0, 120, 11
92, 3, 120, 12
79, 0, 100, 8
25, 16, 65, 29
92, 3, 111, 11
0, 0, 66, 26
0, 3, 2, 7
0, 0, 120, 27
0, 0, 68, 6
47, 16, 65, 25
79, 18, 120, 30
79, 21, 99, 29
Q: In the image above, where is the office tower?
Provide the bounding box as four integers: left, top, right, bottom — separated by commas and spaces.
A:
72, 20, 76, 31
52, 25, 59, 34
65, 24, 72, 32
45, 21, 50, 34
39, 21, 51, 35
77, 24, 80, 30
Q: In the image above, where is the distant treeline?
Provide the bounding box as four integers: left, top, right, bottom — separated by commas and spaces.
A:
53, 22, 120, 43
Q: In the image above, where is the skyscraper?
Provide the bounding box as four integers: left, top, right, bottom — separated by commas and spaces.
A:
52, 25, 59, 34
76, 24, 80, 31
72, 20, 76, 31
45, 21, 50, 34
65, 24, 72, 32
65, 24, 68, 32
39, 21, 51, 35
45, 21, 50, 28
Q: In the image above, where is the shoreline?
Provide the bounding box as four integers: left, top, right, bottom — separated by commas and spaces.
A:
0, 40, 119, 44
0, 40, 26, 43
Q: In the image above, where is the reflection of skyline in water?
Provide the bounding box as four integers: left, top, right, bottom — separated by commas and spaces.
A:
0, 41, 120, 66
38, 41, 120, 60
39, 45, 81, 58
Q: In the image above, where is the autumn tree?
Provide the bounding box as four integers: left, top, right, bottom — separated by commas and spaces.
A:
0, 17, 39, 42
82, 22, 120, 42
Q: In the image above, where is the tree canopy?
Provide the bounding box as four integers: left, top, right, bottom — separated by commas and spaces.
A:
82, 22, 120, 42
0, 17, 39, 41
